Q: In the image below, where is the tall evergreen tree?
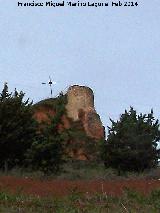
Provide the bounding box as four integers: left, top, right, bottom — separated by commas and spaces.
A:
0, 82, 10, 100
103, 107, 160, 174
0, 83, 37, 169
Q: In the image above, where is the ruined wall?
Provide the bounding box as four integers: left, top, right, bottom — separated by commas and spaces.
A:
66, 85, 104, 139
82, 108, 105, 139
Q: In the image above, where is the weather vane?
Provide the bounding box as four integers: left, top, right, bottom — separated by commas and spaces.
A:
42, 76, 56, 98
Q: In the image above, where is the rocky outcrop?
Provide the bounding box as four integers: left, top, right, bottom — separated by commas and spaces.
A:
33, 85, 105, 160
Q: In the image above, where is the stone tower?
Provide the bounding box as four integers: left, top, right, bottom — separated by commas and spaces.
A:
66, 85, 104, 139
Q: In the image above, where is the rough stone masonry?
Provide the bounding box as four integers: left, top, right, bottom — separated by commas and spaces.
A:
66, 85, 105, 139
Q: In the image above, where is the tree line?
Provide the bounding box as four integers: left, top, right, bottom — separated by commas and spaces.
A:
0, 83, 160, 175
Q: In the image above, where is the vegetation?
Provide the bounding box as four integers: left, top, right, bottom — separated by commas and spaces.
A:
33, 92, 67, 113
103, 107, 160, 174
2, 160, 160, 181
62, 120, 101, 161
1, 188, 160, 212
26, 133, 64, 175
26, 92, 67, 174
0, 84, 67, 174
1, 83, 160, 178
0, 83, 37, 170
1, 83, 160, 211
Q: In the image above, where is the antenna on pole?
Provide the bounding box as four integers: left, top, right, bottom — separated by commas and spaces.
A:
49, 76, 53, 97
42, 76, 56, 98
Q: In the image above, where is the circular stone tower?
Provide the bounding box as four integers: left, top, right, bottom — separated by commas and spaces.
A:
66, 85, 94, 121
66, 85, 104, 139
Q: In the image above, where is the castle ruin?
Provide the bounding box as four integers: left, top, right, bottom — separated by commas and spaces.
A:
66, 85, 104, 139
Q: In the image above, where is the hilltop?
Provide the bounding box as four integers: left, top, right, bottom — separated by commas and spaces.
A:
33, 85, 105, 160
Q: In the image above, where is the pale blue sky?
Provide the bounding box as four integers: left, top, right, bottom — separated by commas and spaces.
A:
0, 0, 160, 128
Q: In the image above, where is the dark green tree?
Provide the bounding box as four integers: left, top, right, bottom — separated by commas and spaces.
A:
0, 83, 37, 170
26, 130, 64, 174
0, 82, 10, 100
103, 107, 160, 174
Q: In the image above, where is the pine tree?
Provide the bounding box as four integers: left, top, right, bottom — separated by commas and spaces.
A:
103, 107, 160, 174
0, 83, 37, 170
0, 82, 10, 100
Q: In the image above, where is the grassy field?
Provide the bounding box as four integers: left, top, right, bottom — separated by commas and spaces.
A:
0, 187, 160, 213
1, 161, 160, 180
1, 162, 160, 212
